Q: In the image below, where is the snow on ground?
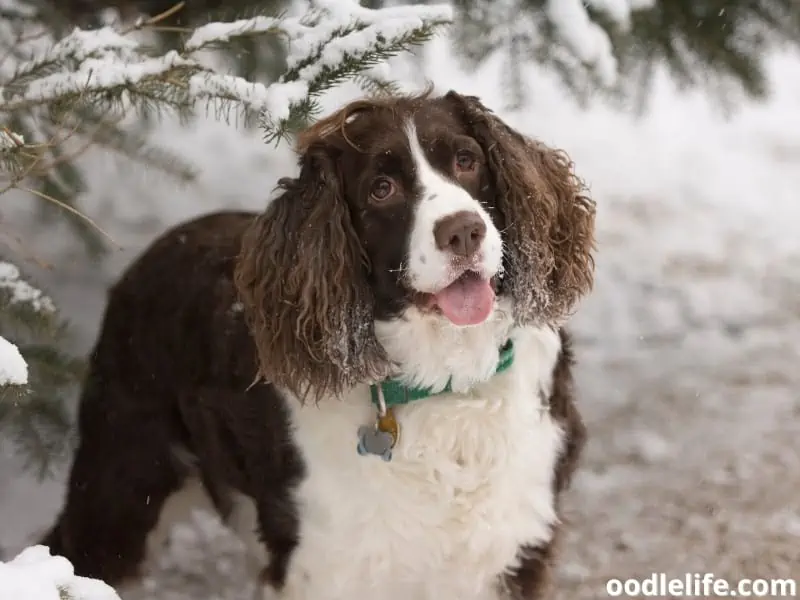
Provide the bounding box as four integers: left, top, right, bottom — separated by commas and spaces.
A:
0, 546, 120, 600
2, 32, 800, 600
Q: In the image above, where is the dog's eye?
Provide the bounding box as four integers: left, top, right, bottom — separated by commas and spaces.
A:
455, 150, 477, 173
370, 177, 396, 202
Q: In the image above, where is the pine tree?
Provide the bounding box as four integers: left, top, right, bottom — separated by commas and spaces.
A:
0, 0, 451, 481
74, 0, 800, 109
388, 0, 800, 110
0, 261, 80, 480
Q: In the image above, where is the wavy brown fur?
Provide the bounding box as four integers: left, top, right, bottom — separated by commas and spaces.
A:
443, 91, 596, 325
235, 89, 595, 400
294, 86, 435, 154
233, 138, 387, 403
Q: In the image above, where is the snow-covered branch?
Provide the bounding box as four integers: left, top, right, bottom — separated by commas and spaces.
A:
0, 2, 452, 177
0, 255, 81, 474
546, 0, 655, 85
0, 260, 56, 317
0, 260, 55, 390
0, 545, 120, 600
453, 0, 653, 95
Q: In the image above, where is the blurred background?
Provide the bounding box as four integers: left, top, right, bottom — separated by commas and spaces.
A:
1, 1, 799, 598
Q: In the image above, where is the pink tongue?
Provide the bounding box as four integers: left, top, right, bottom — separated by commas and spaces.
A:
433, 274, 495, 326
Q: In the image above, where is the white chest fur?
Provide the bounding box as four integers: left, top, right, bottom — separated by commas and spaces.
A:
278, 327, 564, 600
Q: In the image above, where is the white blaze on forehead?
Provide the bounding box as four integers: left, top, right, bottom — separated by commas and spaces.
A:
403, 119, 503, 293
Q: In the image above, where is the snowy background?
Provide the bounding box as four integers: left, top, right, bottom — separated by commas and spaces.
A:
2, 18, 800, 600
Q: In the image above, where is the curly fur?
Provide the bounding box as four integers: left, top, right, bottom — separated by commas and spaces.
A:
443, 91, 596, 325
233, 146, 387, 402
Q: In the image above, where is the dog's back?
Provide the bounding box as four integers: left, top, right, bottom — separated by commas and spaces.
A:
91, 210, 257, 390
42, 210, 304, 586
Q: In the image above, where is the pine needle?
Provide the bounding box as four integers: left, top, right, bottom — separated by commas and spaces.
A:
19, 185, 119, 249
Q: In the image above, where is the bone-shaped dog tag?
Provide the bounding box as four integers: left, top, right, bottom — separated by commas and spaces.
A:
356, 407, 400, 462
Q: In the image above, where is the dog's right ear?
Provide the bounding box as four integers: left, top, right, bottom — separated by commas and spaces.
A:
234, 142, 386, 403
442, 91, 596, 326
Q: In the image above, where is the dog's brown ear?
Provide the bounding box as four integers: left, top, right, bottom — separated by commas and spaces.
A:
443, 91, 596, 325
234, 143, 386, 402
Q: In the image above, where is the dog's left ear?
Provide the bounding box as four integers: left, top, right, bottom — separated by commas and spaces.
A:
234, 136, 387, 402
443, 91, 596, 325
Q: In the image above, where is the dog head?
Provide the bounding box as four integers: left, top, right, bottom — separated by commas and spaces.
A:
234, 90, 595, 400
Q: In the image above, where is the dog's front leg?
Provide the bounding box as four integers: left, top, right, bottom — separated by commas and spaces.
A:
498, 539, 561, 599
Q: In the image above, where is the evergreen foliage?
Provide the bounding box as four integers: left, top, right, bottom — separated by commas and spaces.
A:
0, 261, 79, 479
309, 0, 799, 110
444, 0, 800, 109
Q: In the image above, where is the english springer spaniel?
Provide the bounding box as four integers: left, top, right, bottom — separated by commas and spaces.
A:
41, 90, 596, 600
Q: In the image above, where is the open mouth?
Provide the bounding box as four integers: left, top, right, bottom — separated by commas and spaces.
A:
419, 270, 497, 326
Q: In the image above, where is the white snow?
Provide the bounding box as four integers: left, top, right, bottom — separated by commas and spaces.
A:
2, 2, 450, 132
16, 52, 194, 108
313, 0, 453, 24
0, 261, 55, 313
0, 546, 120, 600
0, 129, 24, 149
586, 0, 656, 30
284, 3, 453, 72
0, 0, 35, 18
49, 27, 138, 62
184, 17, 284, 52
587, 0, 634, 29
0, 26, 140, 100
183, 3, 450, 121
1, 8, 800, 600
189, 75, 308, 121
0, 335, 27, 386
0, 262, 55, 387
546, 0, 618, 85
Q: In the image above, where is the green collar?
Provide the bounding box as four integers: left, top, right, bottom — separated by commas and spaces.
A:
369, 340, 515, 408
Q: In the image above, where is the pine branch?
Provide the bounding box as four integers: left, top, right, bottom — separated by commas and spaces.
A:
0, 259, 75, 476
0, 2, 453, 251
179, 2, 453, 141
0, 260, 57, 332
0, 258, 79, 477
353, 71, 402, 98
262, 3, 453, 142
0, 384, 76, 479
441, 0, 800, 109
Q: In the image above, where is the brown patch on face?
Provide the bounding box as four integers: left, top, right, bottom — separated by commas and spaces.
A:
440, 92, 597, 325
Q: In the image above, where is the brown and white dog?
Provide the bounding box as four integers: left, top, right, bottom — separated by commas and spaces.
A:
41, 90, 596, 599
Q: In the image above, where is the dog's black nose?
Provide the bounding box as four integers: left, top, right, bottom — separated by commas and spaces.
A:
434, 211, 486, 258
